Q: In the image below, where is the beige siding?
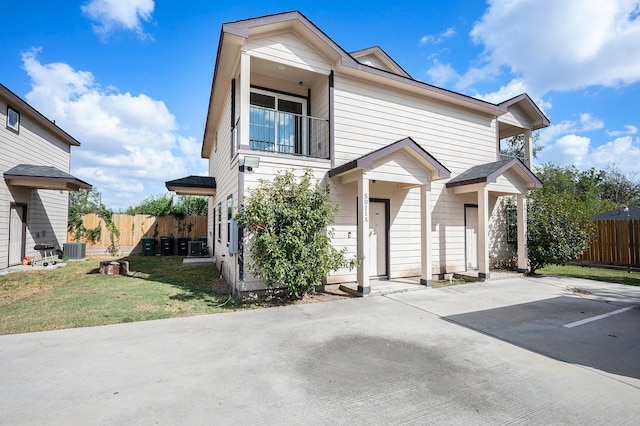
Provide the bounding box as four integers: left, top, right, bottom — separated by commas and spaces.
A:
246, 32, 332, 75
331, 75, 518, 276
333, 75, 497, 175
1, 99, 72, 269
499, 105, 531, 129
208, 82, 238, 284
238, 154, 331, 292
488, 169, 529, 194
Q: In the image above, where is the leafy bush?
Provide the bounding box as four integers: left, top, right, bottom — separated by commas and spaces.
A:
527, 190, 595, 273
237, 169, 360, 299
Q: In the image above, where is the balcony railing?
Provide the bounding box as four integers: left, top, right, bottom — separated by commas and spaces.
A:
248, 106, 329, 160
500, 153, 528, 163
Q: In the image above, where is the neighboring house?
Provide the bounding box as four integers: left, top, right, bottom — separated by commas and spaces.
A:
166, 11, 549, 297
591, 206, 640, 220
1, 84, 91, 269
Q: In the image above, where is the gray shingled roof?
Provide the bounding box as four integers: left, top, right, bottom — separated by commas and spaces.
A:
165, 176, 217, 189
4, 164, 91, 190
445, 158, 542, 189
592, 206, 640, 220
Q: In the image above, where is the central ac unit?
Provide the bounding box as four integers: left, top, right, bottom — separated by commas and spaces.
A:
63, 242, 86, 260
188, 241, 204, 257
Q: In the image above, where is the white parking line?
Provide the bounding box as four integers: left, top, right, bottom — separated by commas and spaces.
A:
563, 305, 639, 329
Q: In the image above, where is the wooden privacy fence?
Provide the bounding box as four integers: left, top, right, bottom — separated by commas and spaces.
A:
68, 214, 208, 255
578, 219, 640, 267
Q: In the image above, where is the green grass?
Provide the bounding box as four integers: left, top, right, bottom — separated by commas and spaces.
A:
538, 264, 640, 287
0, 256, 248, 335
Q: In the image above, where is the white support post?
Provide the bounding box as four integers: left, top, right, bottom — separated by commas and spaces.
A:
420, 184, 433, 286
239, 51, 250, 150
478, 187, 490, 279
517, 193, 528, 273
357, 174, 370, 295
524, 129, 533, 168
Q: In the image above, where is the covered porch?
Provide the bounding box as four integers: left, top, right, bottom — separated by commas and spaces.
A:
328, 137, 450, 296
446, 158, 542, 279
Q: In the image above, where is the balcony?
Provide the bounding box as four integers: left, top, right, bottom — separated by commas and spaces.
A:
243, 106, 329, 160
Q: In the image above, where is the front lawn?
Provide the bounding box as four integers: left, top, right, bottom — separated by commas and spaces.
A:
538, 264, 640, 287
0, 256, 242, 335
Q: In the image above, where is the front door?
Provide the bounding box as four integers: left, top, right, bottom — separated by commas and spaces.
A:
9, 205, 26, 266
465, 206, 479, 270
369, 201, 387, 277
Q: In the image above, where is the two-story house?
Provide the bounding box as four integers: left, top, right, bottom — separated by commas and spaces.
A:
166, 11, 549, 297
1, 84, 91, 270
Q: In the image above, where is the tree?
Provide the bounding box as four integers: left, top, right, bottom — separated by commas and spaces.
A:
125, 194, 208, 217
500, 132, 542, 160
527, 189, 595, 274
68, 188, 119, 255
535, 163, 618, 218
236, 169, 360, 299
68, 188, 106, 242
601, 165, 640, 205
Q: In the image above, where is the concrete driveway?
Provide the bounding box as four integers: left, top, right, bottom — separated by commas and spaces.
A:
1, 276, 639, 425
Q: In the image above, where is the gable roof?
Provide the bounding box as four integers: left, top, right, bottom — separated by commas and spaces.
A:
350, 46, 412, 78
328, 137, 450, 180
165, 175, 217, 196
498, 93, 550, 131
445, 158, 542, 189
4, 164, 91, 191
0, 84, 81, 147
592, 206, 640, 220
204, 11, 547, 157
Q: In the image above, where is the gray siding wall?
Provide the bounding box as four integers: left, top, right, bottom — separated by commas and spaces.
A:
0, 98, 71, 269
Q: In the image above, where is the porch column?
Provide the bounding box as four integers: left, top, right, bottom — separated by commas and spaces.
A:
523, 129, 533, 168
517, 193, 528, 273
420, 184, 433, 286
357, 174, 370, 295
477, 187, 490, 279
239, 51, 250, 149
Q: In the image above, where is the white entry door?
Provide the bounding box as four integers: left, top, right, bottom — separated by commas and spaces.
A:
465, 206, 479, 270
9, 205, 25, 266
369, 201, 387, 277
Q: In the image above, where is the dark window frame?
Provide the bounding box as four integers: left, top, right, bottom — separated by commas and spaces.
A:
226, 195, 233, 246
217, 202, 222, 242
6, 106, 20, 133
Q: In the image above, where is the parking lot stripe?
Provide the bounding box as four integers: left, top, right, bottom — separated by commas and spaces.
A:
563, 305, 639, 329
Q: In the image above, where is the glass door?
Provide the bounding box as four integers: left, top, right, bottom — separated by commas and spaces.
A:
249, 89, 306, 155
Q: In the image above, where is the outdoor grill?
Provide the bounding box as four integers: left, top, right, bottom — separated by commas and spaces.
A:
33, 244, 57, 267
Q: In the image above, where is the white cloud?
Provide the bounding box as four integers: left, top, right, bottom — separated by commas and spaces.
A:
21, 49, 206, 210
426, 60, 459, 86
590, 136, 640, 171
607, 124, 638, 136
443, 0, 640, 98
81, 0, 154, 41
538, 134, 640, 176
419, 27, 456, 45
539, 134, 591, 167
538, 113, 604, 147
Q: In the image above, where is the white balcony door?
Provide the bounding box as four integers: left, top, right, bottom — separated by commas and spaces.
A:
249, 89, 306, 155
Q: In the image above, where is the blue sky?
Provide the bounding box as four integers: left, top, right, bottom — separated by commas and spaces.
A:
2, 0, 639, 209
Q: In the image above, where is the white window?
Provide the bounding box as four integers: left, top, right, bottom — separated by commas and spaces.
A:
7, 107, 19, 132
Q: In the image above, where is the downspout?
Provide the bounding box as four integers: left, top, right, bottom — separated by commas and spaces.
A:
329, 70, 335, 168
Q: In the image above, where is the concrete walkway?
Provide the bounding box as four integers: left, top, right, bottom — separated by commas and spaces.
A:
1, 276, 639, 424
